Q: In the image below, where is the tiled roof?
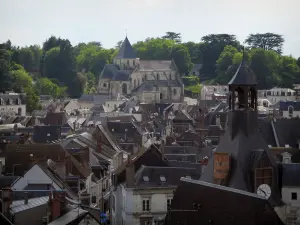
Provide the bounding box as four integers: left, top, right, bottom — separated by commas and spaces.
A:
0, 93, 26, 105
10, 196, 49, 214
134, 166, 201, 187
132, 80, 181, 93
78, 94, 109, 104
115, 37, 136, 59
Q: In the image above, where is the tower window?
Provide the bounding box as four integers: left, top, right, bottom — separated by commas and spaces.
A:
288, 105, 294, 117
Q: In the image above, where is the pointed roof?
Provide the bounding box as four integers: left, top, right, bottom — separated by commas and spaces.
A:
115, 37, 136, 59
228, 50, 257, 86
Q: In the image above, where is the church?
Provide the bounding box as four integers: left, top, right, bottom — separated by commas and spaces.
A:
97, 37, 184, 103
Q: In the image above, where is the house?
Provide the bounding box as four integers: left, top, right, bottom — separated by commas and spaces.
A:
97, 36, 184, 103
190, 64, 202, 76
258, 87, 296, 105
281, 160, 300, 224
279, 101, 300, 118
0, 92, 26, 116
113, 164, 201, 225
200, 85, 228, 100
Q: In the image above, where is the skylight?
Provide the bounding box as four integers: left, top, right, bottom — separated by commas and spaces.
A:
143, 176, 149, 182
160, 175, 166, 182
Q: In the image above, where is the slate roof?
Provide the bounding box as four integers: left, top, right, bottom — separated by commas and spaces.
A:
228, 60, 258, 86
134, 166, 201, 187
272, 118, 300, 148
115, 37, 136, 59
168, 178, 284, 225
33, 125, 61, 143
279, 101, 300, 111
282, 163, 300, 187
139, 60, 175, 71
100, 64, 131, 81
0, 93, 26, 105
48, 208, 89, 225
167, 160, 202, 172
10, 196, 49, 214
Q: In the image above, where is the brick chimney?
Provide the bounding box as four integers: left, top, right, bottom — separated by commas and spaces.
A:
48, 191, 66, 221
125, 155, 135, 187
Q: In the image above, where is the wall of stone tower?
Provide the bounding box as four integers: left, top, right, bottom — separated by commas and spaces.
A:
114, 58, 140, 70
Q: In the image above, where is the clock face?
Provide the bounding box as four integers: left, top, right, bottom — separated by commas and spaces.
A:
257, 184, 272, 199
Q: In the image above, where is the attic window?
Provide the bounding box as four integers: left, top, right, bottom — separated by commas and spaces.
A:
143, 176, 149, 182
47, 133, 51, 137
160, 175, 166, 182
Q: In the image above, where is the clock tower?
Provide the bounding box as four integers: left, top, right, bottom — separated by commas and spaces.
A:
200, 50, 282, 206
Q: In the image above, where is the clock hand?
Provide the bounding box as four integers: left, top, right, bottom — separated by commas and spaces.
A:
259, 188, 267, 196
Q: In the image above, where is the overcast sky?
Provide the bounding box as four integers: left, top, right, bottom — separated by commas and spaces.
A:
1, 0, 299, 57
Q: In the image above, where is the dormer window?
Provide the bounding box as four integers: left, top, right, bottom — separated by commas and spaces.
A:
16, 98, 21, 105
173, 89, 177, 96
287, 92, 292, 96
156, 74, 159, 80
8, 98, 12, 105
0, 98, 4, 105
288, 105, 294, 117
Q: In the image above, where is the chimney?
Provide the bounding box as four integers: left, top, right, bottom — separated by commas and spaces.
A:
125, 155, 135, 187
24, 192, 28, 205
48, 191, 65, 221
0, 160, 3, 175
1, 188, 12, 216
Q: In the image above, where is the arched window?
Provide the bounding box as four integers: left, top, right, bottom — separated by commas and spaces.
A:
173, 89, 177, 96
288, 105, 294, 117
122, 83, 128, 94
18, 107, 22, 116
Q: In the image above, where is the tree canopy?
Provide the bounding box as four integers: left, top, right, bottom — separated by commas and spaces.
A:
1, 31, 299, 112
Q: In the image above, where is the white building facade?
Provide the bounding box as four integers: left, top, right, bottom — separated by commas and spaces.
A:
0, 92, 26, 116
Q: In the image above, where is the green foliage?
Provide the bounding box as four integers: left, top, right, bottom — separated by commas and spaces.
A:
36, 77, 67, 98
182, 76, 201, 93
133, 38, 193, 75
0, 31, 299, 105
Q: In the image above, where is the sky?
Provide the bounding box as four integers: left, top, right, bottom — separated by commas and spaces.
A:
0, 0, 300, 57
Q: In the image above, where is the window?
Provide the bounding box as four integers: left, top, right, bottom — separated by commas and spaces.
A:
103, 83, 107, 87
133, 60, 135, 66
0, 98, 3, 105
288, 105, 294, 117
167, 198, 172, 209
160, 175, 166, 182
156, 74, 159, 80
143, 176, 149, 182
144, 221, 151, 225
173, 89, 177, 96
127, 60, 129, 65
142, 199, 150, 211
292, 192, 297, 200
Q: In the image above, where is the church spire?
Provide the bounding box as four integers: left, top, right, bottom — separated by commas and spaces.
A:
115, 36, 136, 59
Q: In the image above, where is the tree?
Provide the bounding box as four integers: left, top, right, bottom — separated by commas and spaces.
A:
162, 32, 181, 43
245, 33, 284, 54
115, 40, 123, 49
17, 47, 34, 72
25, 87, 41, 113
36, 77, 67, 97
0, 44, 12, 92
133, 38, 193, 75
200, 34, 240, 78
10, 68, 33, 92
182, 42, 203, 63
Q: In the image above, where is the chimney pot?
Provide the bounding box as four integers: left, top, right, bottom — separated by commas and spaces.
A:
24, 192, 28, 205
